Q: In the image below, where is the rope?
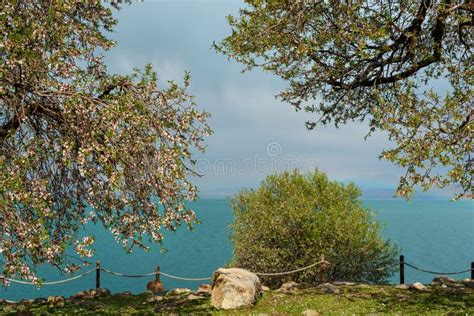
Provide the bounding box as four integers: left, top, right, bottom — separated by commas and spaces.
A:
334, 261, 400, 273
101, 268, 212, 281
1, 260, 472, 286
0, 268, 95, 285
253, 260, 329, 276
158, 271, 212, 281
373, 262, 401, 271
404, 262, 474, 275
101, 268, 155, 278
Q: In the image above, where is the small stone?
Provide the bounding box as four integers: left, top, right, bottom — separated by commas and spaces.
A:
332, 281, 356, 286
115, 291, 132, 297
410, 282, 427, 291
302, 310, 320, 316
16, 304, 27, 312
70, 291, 88, 300
168, 288, 192, 295
96, 288, 111, 297
47, 296, 65, 308
187, 294, 205, 300
261, 285, 270, 292
2, 306, 16, 313
316, 283, 339, 294
148, 295, 163, 303
461, 279, 474, 289
33, 297, 48, 304
431, 276, 455, 285
195, 284, 211, 295
75, 300, 101, 309
277, 281, 302, 293
395, 284, 409, 290
441, 284, 447, 288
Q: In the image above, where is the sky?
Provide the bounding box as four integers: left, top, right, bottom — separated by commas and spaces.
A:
104, 0, 451, 199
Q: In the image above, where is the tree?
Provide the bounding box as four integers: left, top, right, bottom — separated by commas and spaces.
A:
230, 170, 398, 287
0, 1, 211, 282
215, 0, 473, 199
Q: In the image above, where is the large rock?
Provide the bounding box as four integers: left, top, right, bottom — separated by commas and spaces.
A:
211, 268, 261, 310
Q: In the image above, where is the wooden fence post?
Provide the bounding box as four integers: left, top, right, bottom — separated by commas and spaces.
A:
155, 265, 161, 283
471, 262, 474, 280
319, 254, 326, 284
96, 260, 101, 289
399, 255, 404, 284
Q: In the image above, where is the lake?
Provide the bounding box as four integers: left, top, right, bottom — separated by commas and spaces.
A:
1, 199, 473, 301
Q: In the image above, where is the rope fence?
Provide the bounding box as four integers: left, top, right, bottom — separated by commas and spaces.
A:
0, 255, 472, 288
0, 268, 96, 286
404, 262, 474, 275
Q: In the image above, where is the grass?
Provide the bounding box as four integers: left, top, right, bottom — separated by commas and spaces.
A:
1, 285, 473, 315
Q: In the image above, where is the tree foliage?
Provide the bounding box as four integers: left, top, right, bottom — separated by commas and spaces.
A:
216, 0, 473, 199
0, 0, 211, 281
230, 170, 398, 287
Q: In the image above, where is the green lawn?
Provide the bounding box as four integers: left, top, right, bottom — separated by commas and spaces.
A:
2, 285, 473, 315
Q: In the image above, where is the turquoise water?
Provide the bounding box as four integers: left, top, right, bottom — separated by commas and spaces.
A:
1, 199, 473, 301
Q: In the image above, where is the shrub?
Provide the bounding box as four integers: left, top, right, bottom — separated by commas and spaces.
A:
230, 170, 398, 287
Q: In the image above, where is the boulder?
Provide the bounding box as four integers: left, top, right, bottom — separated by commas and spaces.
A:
302, 310, 320, 316
395, 284, 409, 290
211, 268, 261, 310
19, 299, 34, 305
410, 282, 427, 291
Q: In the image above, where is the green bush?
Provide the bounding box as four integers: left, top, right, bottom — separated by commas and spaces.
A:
230, 170, 398, 287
